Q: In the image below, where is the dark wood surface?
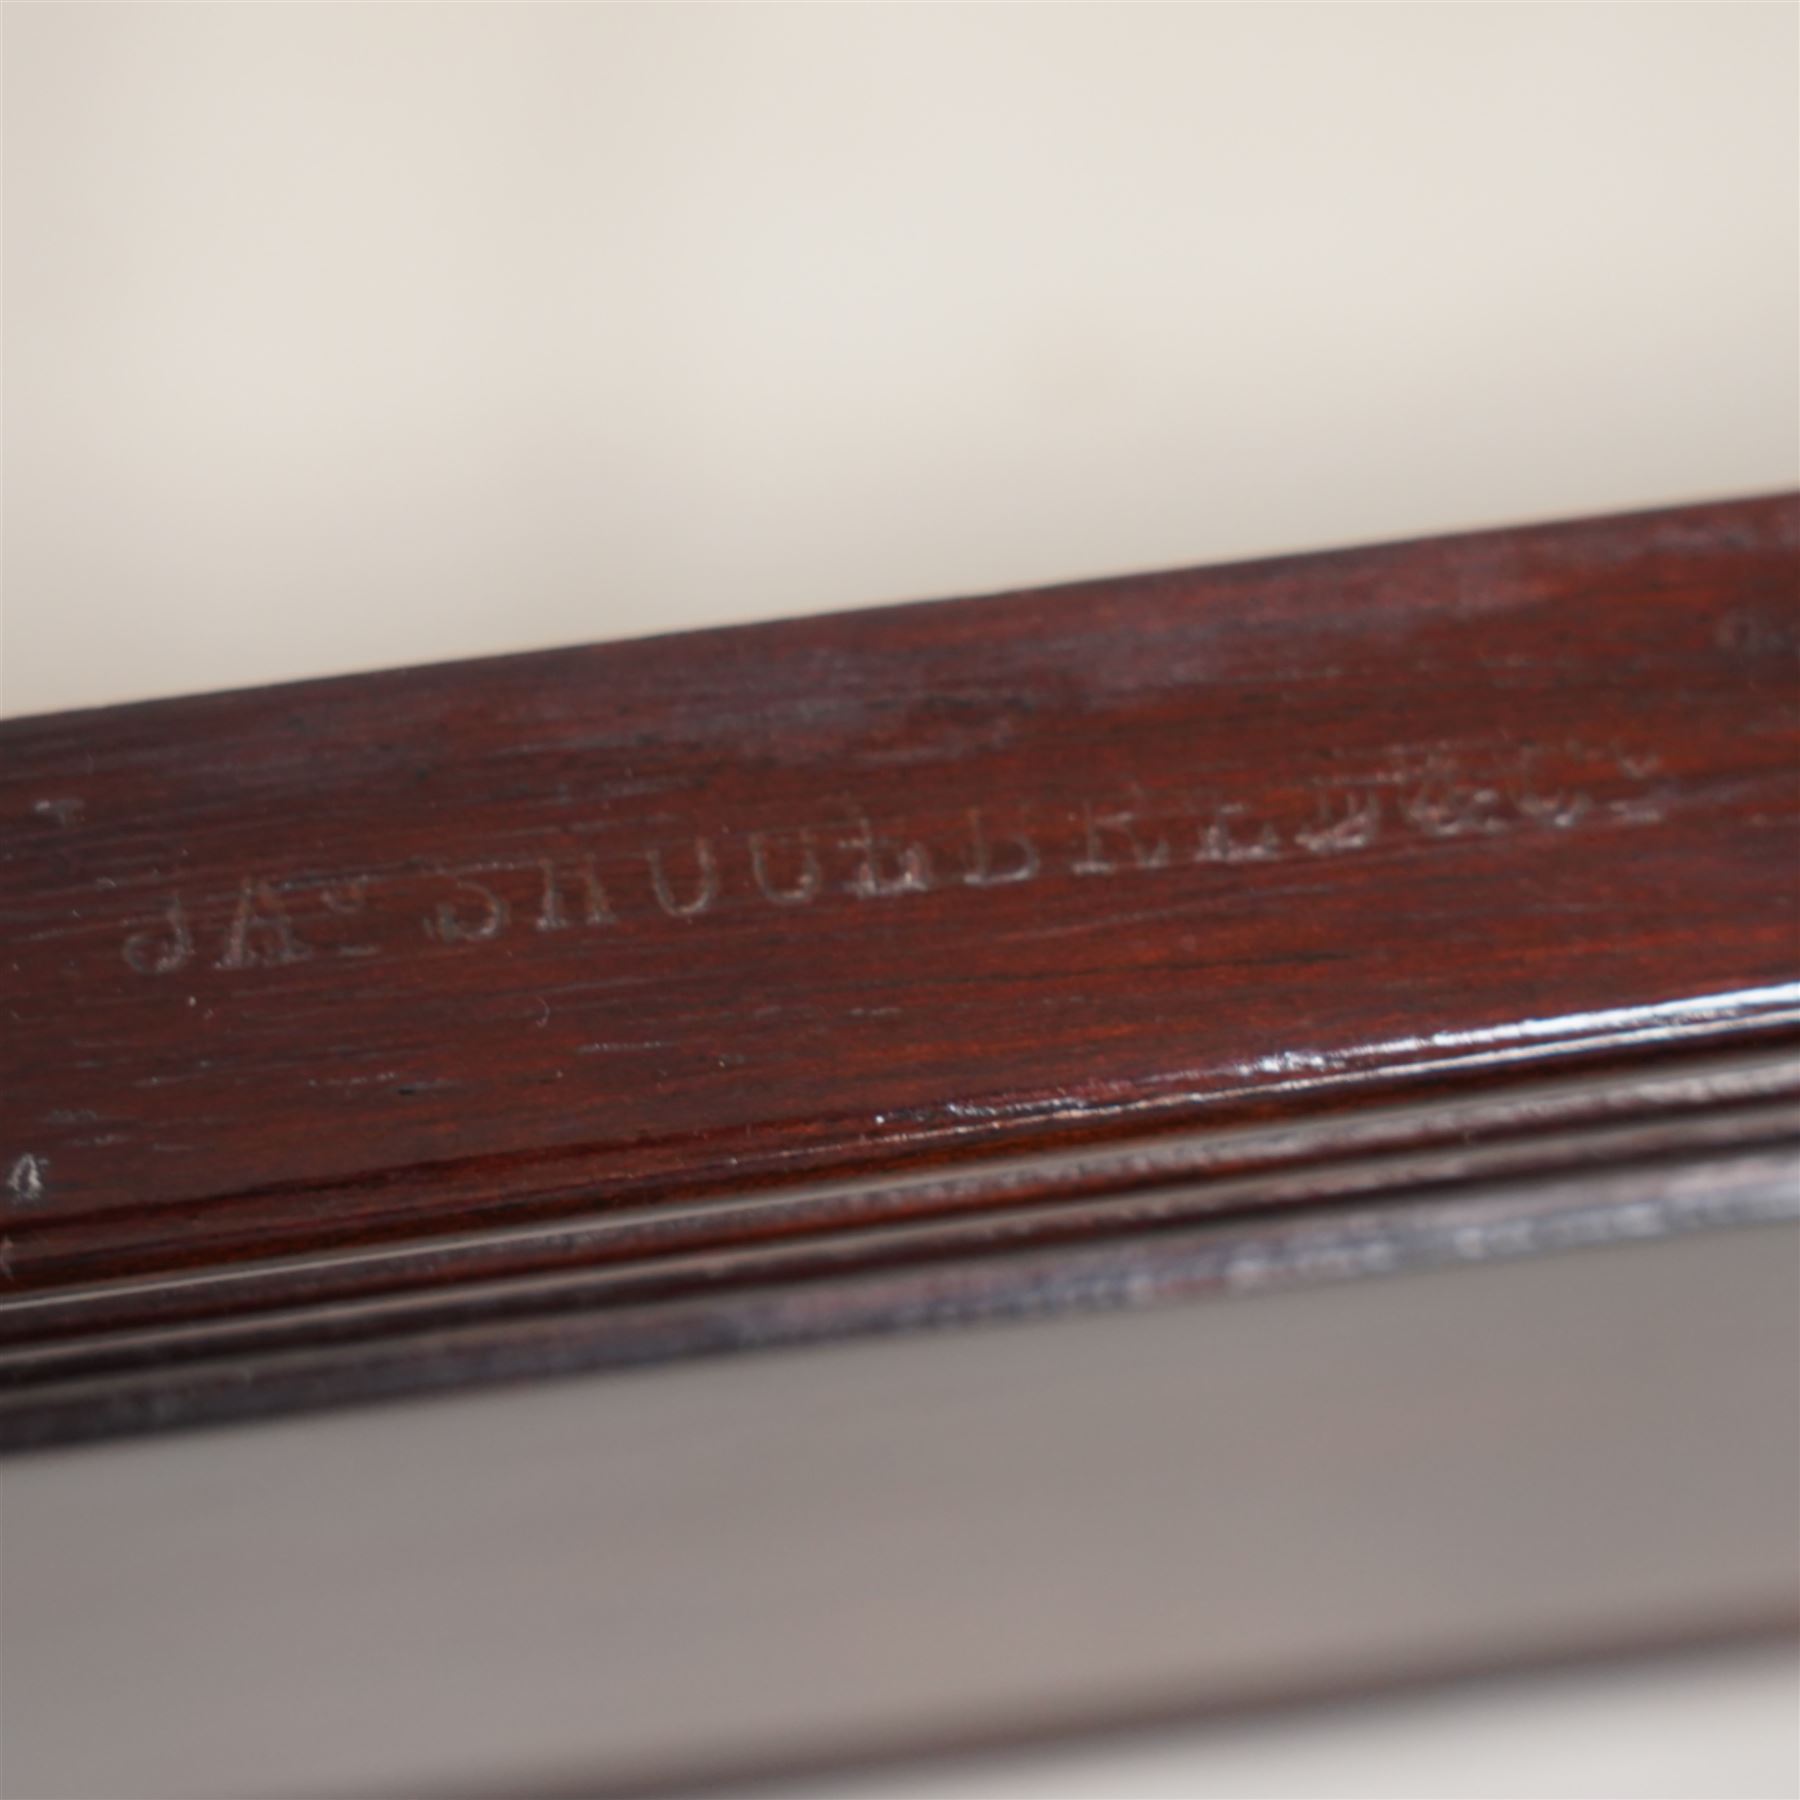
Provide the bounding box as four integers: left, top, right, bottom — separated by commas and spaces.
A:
2, 493, 1796, 1445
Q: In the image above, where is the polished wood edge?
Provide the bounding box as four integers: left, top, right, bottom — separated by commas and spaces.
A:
6, 1038, 1797, 1348
4, 1044, 1795, 1452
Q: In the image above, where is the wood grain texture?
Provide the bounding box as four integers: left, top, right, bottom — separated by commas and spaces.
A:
1, 493, 1796, 1444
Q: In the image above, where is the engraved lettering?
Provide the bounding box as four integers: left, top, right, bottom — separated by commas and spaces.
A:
647, 838, 719, 917
839, 813, 933, 898
111, 737, 1674, 987
1196, 802, 1278, 864
1517, 790, 1591, 829
1717, 610, 1800, 658
1606, 749, 1668, 825
427, 875, 509, 944
123, 895, 195, 975
1513, 771, 1591, 830
536, 856, 615, 931
217, 880, 314, 969
961, 809, 1038, 887
749, 830, 822, 905
1295, 787, 1382, 855
1073, 796, 1169, 875
318, 876, 380, 958
1401, 763, 1506, 838
5, 1154, 48, 1208
320, 877, 371, 916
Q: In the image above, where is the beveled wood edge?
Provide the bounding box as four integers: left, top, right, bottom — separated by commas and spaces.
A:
3, 1041, 1795, 1452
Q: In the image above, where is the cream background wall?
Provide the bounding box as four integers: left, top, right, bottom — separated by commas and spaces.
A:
3, 2, 1796, 716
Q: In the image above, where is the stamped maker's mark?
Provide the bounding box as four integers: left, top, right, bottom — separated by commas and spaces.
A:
113, 742, 1667, 979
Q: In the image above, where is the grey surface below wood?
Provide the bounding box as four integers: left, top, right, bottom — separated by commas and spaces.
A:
2, 1224, 1797, 1799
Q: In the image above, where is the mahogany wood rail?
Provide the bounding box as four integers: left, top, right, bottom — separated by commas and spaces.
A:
1, 492, 1796, 1448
